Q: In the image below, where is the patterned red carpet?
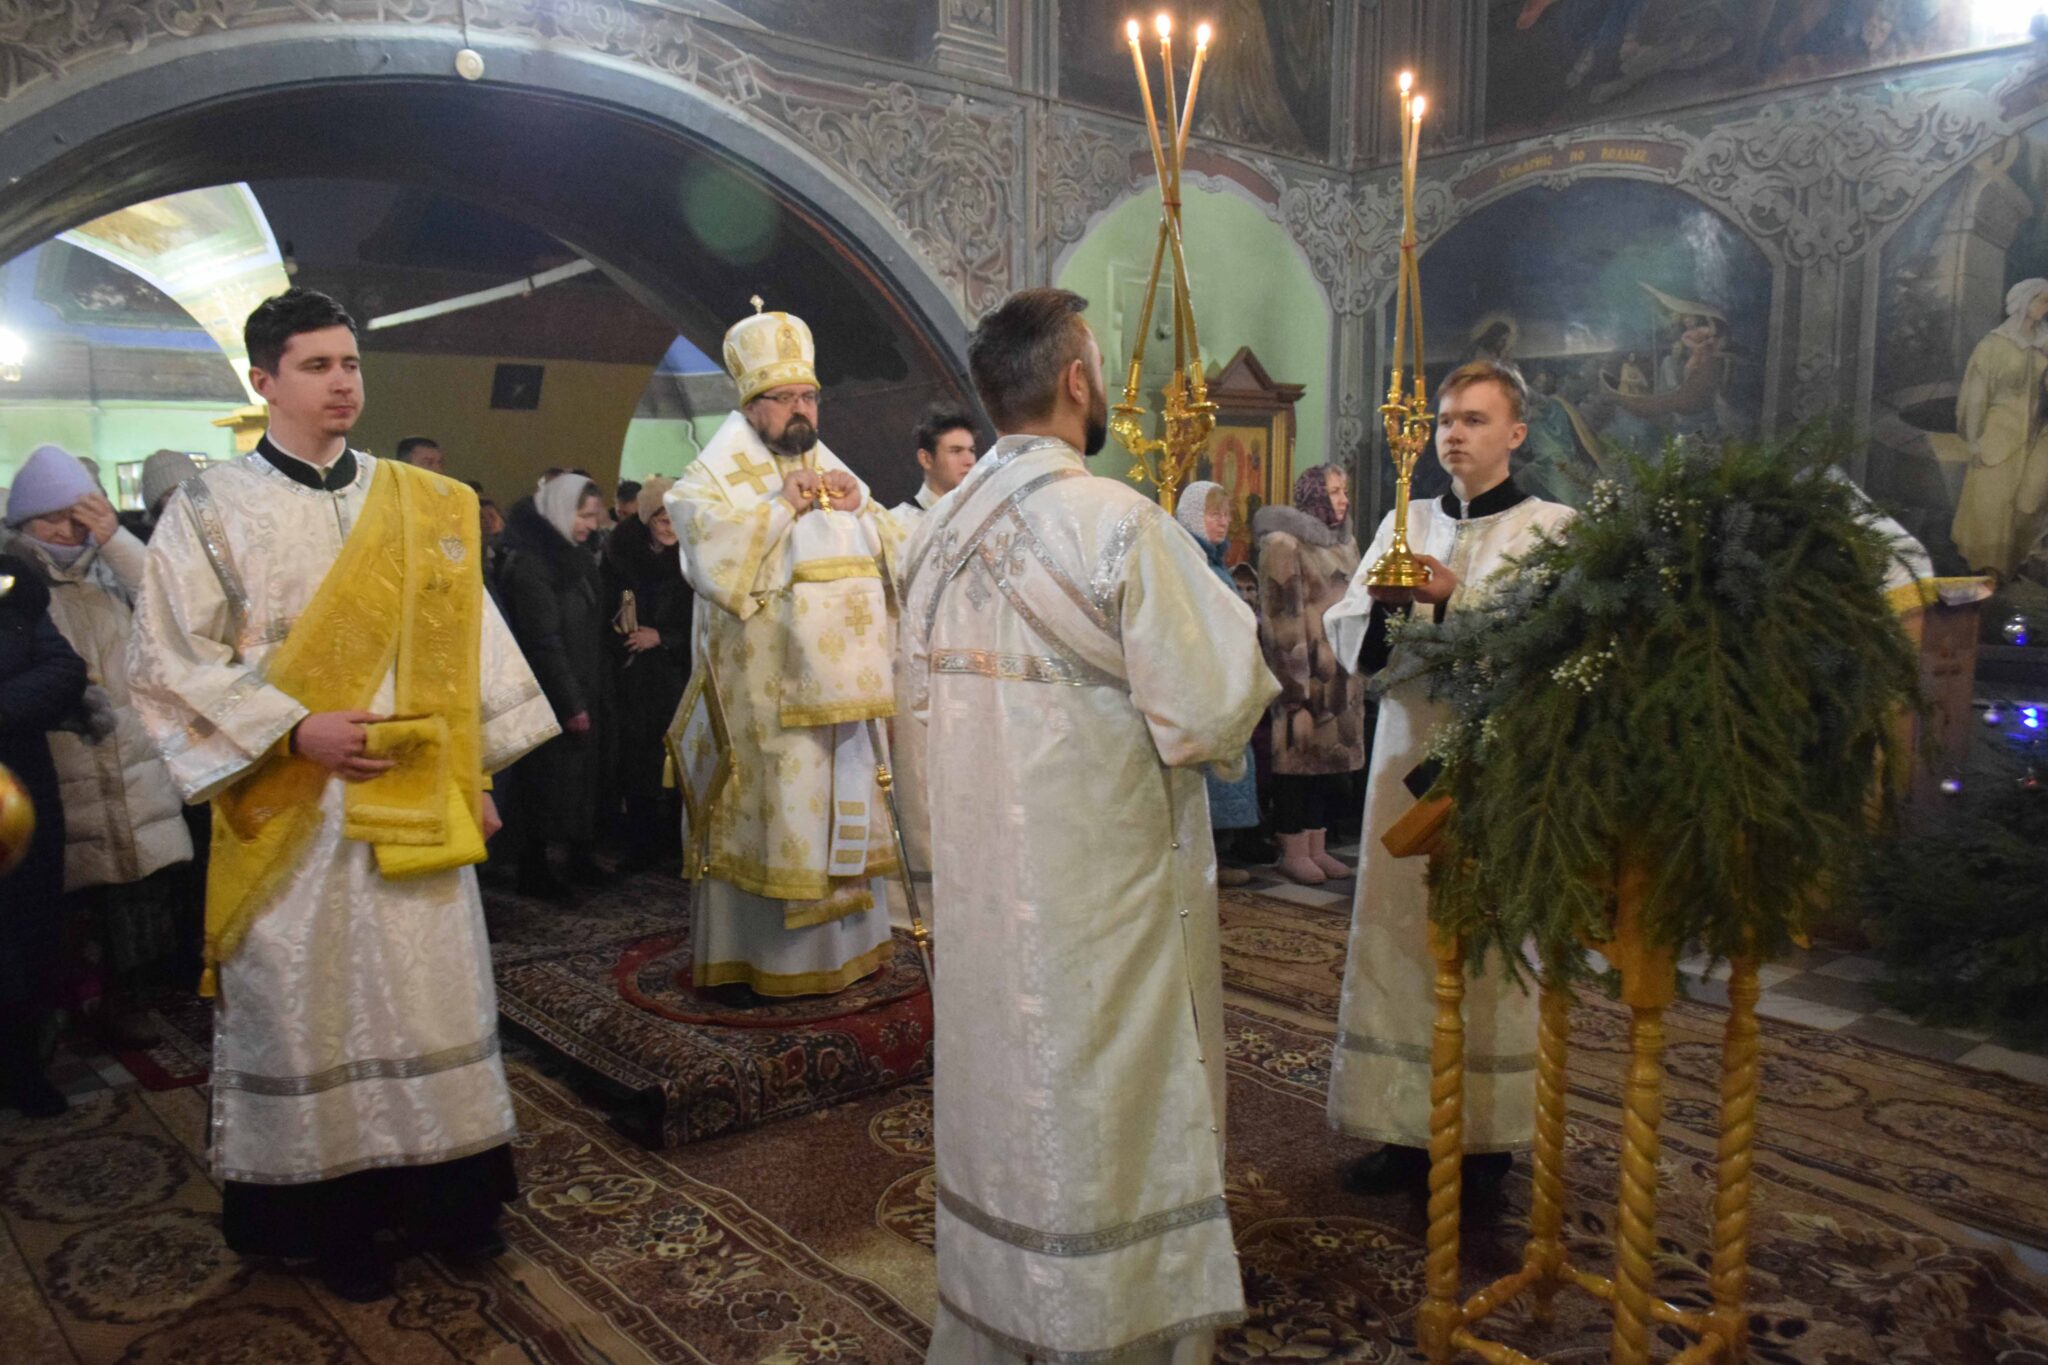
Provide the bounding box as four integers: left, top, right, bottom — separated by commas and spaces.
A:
0, 886, 2043, 1362
489, 874, 934, 1148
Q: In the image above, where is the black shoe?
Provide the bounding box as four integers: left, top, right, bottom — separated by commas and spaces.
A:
515, 865, 573, 902
708, 982, 766, 1010
1461, 1152, 1515, 1222
440, 1228, 507, 1266
1340, 1143, 1430, 1196
1463, 1150, 1513, 1190
564, 852, 614, 887
2, 1071, 67, 1119
316, 1244, 395, 1302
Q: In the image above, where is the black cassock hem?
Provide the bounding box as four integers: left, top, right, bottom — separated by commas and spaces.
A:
222, 1143, 518, 1260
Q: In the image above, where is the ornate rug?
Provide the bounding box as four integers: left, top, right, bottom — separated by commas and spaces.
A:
106, 992, 213, 1092
469, 996, 2048, 1363
0, 1083, 624, 1365
1218, 885, 2048, 1252
492, 897, 934, 1149
5, 886, 2047, 1362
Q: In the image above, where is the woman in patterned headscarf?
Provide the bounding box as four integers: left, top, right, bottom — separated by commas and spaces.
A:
1254, 462, 1366, 885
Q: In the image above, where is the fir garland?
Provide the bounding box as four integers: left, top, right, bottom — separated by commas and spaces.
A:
1381, 430, 1922, 982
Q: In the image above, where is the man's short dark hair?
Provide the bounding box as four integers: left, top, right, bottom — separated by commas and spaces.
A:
1438, 359, 1531, 424
967, 288, 1091, 431
913, 406, 978, 456
394, 436, 440, 462
616, 479, 642, 501
244, 288, 357, 374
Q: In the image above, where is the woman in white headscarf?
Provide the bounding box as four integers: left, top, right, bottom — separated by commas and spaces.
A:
1953, 277, 2048, 580
494, 474, 612, 897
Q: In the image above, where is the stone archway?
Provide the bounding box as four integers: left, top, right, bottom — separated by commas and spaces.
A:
0, 22, 994, 480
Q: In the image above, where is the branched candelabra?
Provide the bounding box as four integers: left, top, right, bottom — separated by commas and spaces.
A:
1112, 14, 1216, 516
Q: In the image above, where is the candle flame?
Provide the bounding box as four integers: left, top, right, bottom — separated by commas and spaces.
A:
1412, 94, 1427, 120
1155, 12, 1172, 37
1196, 21, 1212, 46
1128, 18, 1142, 40
1398, 70, 1413, 92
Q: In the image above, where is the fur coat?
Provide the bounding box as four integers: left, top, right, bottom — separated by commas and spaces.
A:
1254, 504, 1366, 777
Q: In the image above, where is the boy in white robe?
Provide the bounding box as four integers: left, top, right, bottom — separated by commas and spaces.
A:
1323, 360, 1574, 1205
128, 289, 557, 1300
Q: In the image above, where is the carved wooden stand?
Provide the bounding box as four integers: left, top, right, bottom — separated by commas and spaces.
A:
1391, 809, 1761, 1363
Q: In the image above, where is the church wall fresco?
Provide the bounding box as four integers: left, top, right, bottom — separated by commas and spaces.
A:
1327, 43, 2048, 556
647, 0, 940, 68
3, 0, 2048, 566
1404, 177, 1773, 507
1056, 0, 1335, 161
1871, 113, 2048, 577
1484, 0, 2036, 139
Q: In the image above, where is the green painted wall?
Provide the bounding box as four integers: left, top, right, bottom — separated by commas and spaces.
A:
0, 401, 242, 492
1054, 186, 1332, 486
618, 413, 732, 483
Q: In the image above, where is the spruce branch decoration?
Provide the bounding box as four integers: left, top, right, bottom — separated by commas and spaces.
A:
1384, 430, 1922, 984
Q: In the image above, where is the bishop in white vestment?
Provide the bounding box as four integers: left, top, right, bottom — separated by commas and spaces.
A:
901, 289, 1277, 1363
666, 301, 906, 997
1322, 362, 1574, 1191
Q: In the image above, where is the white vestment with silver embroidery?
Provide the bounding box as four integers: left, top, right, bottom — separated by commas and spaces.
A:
126, 451, 558, 1183
899, 436, 1278, 1362
1323, 494, 1575, 1151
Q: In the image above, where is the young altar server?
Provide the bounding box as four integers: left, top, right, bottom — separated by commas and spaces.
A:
127, 289, 558, 1300
1323, 358, 1575, 1204
900, 287, 1278, 1363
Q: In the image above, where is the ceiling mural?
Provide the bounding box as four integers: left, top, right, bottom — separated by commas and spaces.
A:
1485, 0, 2038, 138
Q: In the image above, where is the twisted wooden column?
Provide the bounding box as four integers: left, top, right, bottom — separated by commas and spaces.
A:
1418, 925, 1467, 1364
1605, 869, 1675, 1365
1711, 956, 1762, 1362
1612, 1000, 1667, 1365
1528, 980, 1573, 1325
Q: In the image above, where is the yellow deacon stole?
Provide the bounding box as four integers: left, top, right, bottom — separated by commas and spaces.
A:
201, 461, 485, 997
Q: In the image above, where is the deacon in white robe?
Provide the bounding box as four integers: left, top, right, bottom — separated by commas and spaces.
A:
885, 409, 981, 877
902, 289, 1277, 1363
1323, 360, 1574, 1196
889, 480, 938, 537
888, 406, 980, 543
666, 299, 906, 997
127, 291, 557, 1299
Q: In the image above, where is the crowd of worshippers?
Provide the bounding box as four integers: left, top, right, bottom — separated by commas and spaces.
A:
0, 394, 1371, 1089
0, 283, 1550, 1363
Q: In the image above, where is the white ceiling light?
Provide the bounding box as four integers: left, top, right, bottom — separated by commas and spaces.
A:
0, 326, 27, 382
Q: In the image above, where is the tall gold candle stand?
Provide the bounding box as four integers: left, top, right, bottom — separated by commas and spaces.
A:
1368, 73, 1432, 590
1382, 804, 1763, 1365
1111, 13, 1216, 515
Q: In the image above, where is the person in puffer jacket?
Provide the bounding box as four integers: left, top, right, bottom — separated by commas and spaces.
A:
1, 446, 193, 1042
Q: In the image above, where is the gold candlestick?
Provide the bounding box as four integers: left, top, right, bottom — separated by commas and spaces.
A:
1111, 12, 1218, 516
1368, 77, 1432, 590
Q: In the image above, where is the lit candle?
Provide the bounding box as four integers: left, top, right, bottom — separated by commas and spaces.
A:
1410, 95, 1426, 387
1158, 16, 1180, 201
1127, 18, 1172, 192
1389, 74, 1414, 398
1177, 22, 1213, 158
